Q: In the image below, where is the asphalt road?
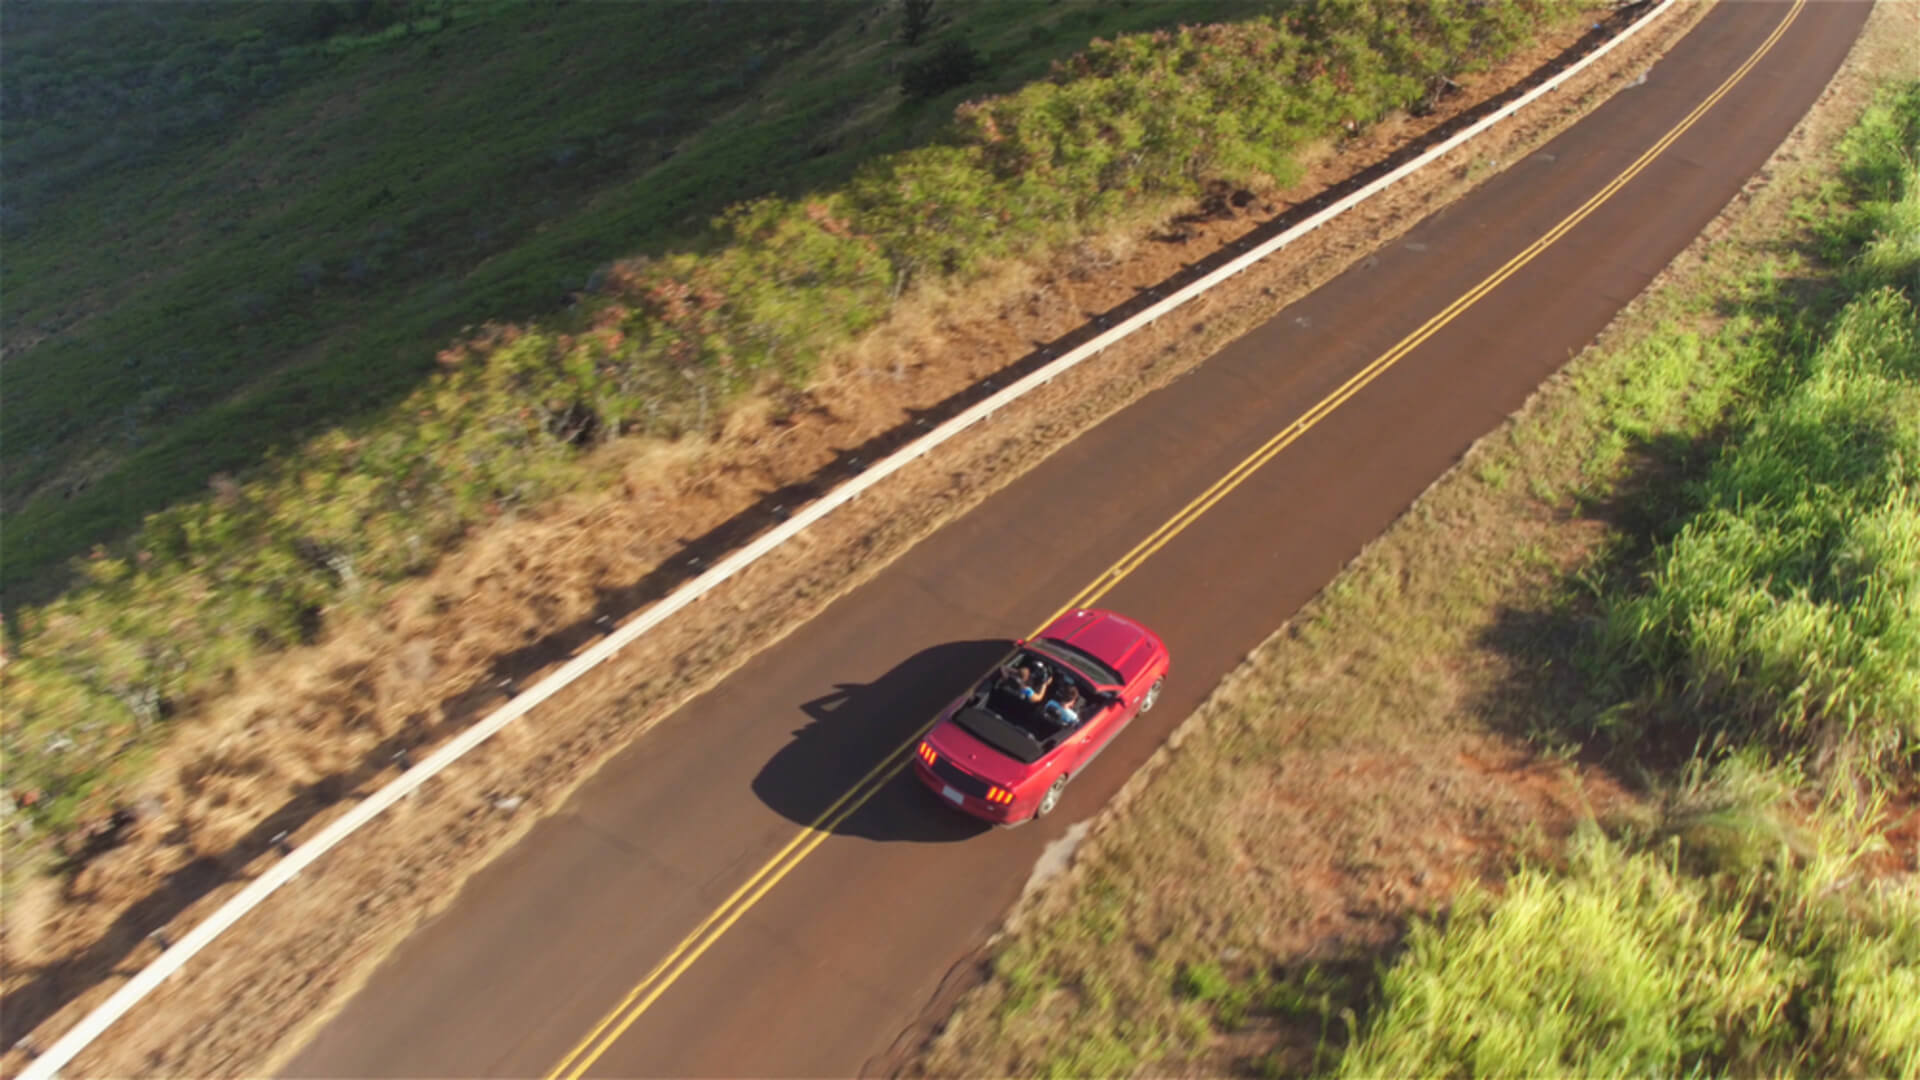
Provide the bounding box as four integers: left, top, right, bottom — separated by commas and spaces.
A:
284, 2, 1869, 1076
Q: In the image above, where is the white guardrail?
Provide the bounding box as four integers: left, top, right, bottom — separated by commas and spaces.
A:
19, 3, 1673, 1075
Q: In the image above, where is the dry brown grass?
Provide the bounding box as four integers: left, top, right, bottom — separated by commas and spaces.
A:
0, 5, 1727, 1075
904, 5, 1920, 1076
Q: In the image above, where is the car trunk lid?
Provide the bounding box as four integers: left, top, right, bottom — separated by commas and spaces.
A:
924, 711, 1042, 789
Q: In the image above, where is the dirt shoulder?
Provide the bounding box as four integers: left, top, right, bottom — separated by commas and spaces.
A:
900, 4, 1918, 1076
1, 4, 1716, 1076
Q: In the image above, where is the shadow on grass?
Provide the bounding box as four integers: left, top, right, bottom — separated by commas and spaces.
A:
0, 0, 877, 603
1218, 948, 1401, 1079
1467, 261, 1853, 791
1466, 421, 1748, 798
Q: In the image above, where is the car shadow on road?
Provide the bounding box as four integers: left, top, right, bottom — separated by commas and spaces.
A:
753, 638, 1013, 844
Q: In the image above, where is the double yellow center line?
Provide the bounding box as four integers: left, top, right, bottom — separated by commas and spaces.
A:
546, 5, 1802, 1074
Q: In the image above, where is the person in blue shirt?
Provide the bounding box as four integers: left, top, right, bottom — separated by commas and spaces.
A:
1009, 659, 1052, 704
1043, 683, 1083, 729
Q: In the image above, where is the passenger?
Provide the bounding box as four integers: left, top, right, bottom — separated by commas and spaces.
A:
1012, 660, 1052, 704
1043, 683, 1083, 729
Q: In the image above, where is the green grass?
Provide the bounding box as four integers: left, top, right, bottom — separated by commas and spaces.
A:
1343, 772, 1920, 1078
1, 0, 1584, 851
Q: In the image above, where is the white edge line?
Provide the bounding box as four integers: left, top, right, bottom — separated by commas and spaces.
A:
17, 6, 1674, 1076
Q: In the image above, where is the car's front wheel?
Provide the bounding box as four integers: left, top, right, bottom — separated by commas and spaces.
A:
1035, 775, 1068, 819
1139, 677, 1164, 714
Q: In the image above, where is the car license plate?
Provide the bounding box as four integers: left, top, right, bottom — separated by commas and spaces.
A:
941, 785, 965, 805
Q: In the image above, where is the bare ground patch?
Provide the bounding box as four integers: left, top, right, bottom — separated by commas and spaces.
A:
0, 4, 1724, 1075
898, 5, 1919, 1076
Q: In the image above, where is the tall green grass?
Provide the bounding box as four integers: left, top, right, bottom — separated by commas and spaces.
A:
1600, 85, 1920, 767
0, 0, 1583, 846
1341, 765, 1920, 1078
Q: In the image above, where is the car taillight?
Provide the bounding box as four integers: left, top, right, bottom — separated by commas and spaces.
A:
917, 742, 937, 765
985, 786, 1014, 805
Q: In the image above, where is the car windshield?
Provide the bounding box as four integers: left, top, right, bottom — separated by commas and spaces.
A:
1029, 637, 1122, 686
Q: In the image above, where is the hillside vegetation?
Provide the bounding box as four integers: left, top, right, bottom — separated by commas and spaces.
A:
4, 0, 1266, 587
1, 0, 1583, 858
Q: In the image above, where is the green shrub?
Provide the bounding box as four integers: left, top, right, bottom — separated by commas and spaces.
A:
1602, 291, 1920, 751
1342, 810, 1920, 1078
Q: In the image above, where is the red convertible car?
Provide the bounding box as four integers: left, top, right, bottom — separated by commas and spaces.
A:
912, 608, 1170, 824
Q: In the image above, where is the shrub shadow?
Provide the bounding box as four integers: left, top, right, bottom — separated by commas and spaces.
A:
1223, 947, 1401, 1079
1469, 416, 1756, 791
1467, 198, 1855, 779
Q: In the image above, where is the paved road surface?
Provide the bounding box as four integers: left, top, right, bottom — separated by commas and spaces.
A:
284, 2, 1868, 1075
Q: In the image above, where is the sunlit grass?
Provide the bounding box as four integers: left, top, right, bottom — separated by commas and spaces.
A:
1598, 85, 1920, 764
1343, 767, 1920, 1078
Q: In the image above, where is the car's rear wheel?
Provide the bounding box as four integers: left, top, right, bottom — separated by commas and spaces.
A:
1035, 775, 1068, 819
1139, 677, 1164, 714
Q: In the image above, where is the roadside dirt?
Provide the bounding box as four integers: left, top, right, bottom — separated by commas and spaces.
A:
0, 4, 1717, 1075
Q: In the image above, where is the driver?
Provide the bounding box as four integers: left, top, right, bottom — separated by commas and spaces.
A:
1043, 682, 1083, 729
1009, 658, 1052, 704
